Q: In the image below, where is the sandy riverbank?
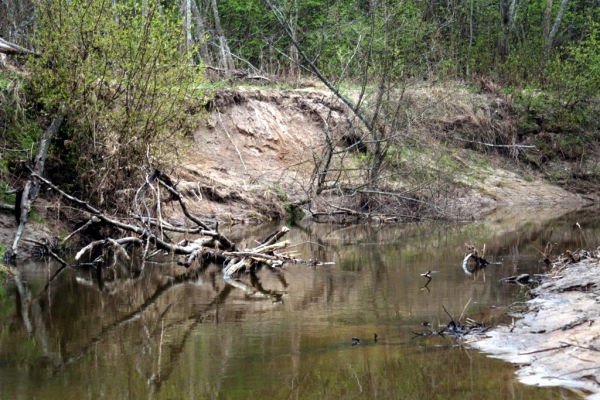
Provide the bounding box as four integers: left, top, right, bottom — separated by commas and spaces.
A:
469, 259, 600, 398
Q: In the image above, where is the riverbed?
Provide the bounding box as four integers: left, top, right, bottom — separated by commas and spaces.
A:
1, 205, 598, 399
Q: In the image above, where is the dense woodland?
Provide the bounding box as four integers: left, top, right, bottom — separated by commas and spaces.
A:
3, 0, 599, 82
0, 0, 599, 234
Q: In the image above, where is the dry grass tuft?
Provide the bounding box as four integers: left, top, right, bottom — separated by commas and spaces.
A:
478, 77, 503, 97
402, 80, 520, 159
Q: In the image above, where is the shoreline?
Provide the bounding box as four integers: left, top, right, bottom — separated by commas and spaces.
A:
468, 259, 600, 398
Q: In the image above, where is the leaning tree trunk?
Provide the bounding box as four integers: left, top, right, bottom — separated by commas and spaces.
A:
12, 113, 63, 255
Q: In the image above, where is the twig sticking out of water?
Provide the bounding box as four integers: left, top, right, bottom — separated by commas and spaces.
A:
420, 270, 432, 290
442, 305, 455, 324
459, 298, 472, 323
576, 222, 592, 251
411, 307, 488, 339
536, 241, 556, 266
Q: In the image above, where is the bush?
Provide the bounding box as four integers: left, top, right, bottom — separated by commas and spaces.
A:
29, 0, 205, 207
0, 69, 40, 185
544, 19, 600, 128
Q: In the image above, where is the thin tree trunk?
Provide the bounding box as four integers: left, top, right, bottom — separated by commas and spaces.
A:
190, 0, 211, 63
369, 0, 378, 16
314, 113, 334, 195
185, 0, 191, 51
12, 113, 63, 255
544, 0, 553, 39
112, 0, 119, 24
508, 0, 519, 29
288, 0, 299, 79
368, 5, 391, 186
545, 0, 569, 60
210, 0, 234, 69
467, 0, 473, 75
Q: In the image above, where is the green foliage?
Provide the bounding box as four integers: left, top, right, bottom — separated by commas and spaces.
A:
0, 243, 11, 283
28, 207, 44, 224
0, 69, 41, 185
219, 0, 434, 81
265, 184, 288, 201
544, 18, 600, 119
0, 182, 15, 204
0, 267, 8, 284
510, 18, 600, 160
211, 0, 600, 93
284, 203, 305, 223
29, 0, 205, 205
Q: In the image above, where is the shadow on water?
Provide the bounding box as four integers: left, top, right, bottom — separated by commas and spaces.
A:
1, 205, 598, 398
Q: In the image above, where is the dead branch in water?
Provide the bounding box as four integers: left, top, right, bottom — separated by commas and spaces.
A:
536, 241, 556, 266
463, 243, 491, 273
30, 171, 313, 277
412, 306, 489, 339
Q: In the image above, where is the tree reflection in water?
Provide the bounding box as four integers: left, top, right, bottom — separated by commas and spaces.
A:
2, 207, 596, 398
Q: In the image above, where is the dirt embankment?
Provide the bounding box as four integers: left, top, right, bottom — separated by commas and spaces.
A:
173, 85, 588, 222
469, 260, 600, 398
0, 84, 592, 253
174, 87, 350, 222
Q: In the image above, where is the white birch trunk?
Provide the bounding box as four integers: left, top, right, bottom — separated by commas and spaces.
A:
545, 0, 569, 60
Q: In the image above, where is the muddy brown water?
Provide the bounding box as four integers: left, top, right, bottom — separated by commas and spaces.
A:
2, 206, 599, 399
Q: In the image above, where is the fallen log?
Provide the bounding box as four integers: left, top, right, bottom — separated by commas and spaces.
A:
0, 203, 15, 212
499, 274, 531, 284
0, 38, 39, 56
29, 171, 310, 277
223, 237, 291, 276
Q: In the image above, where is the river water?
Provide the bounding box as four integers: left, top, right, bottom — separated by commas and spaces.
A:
1, 206, 599, 399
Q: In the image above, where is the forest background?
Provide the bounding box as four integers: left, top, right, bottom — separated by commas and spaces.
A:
0, 0, 599, 236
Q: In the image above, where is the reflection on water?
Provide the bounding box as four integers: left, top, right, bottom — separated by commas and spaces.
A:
2, 206, 599, 399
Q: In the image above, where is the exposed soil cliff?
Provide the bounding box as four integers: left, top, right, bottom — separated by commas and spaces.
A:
173, 88, 346, 221
170, 85, 588, 222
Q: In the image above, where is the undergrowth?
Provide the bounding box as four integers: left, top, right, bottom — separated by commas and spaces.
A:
0, 68, 41, 192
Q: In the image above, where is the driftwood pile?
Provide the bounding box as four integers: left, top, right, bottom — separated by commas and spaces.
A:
23, 170, 311, 277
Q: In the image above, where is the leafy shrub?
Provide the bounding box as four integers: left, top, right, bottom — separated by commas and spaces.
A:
544, 19, 600, 127
29, 0, 205, 207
